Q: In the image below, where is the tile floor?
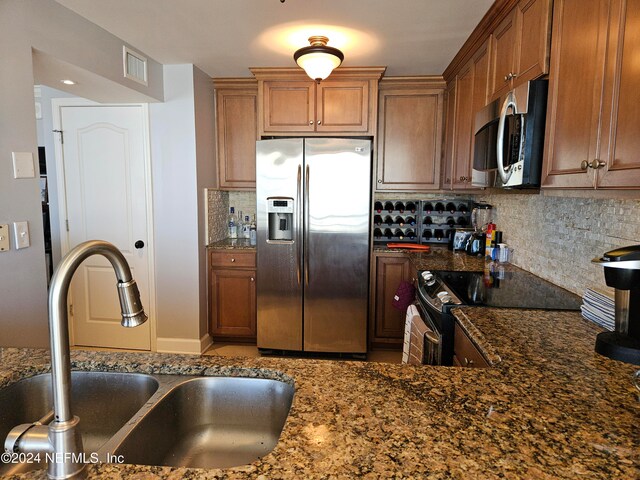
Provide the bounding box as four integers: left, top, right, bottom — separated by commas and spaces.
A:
204, 343, 402, 364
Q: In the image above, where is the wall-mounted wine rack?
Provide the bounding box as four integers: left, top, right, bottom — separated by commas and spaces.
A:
372, 199, 473, 245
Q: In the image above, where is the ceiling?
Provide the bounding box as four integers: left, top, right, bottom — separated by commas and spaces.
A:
55, 0, 494, 78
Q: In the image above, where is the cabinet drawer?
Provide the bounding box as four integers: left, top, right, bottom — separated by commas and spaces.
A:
209, 250, 256, 268
454, 322, 489, 368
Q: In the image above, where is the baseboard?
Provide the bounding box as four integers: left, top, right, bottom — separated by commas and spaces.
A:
156, 333, 213, 355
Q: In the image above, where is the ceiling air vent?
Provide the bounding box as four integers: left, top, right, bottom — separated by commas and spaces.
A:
123, 46, 148, 86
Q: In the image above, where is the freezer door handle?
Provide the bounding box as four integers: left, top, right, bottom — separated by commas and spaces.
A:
304, 164, 310, 286
296, 164, 302, 286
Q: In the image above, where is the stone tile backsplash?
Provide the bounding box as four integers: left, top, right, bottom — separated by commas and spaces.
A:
208, 189, 639, 297
476, 194, 640, 296
206, 189, 228, 244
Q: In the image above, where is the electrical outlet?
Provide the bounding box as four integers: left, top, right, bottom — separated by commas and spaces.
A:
13, 221, 30, 249
0, 224, 9, 251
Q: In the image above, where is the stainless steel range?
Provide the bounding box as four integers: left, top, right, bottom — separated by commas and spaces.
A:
415, 268, 583, 365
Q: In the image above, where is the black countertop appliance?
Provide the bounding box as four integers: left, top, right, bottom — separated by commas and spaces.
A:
592, 245, 640, 365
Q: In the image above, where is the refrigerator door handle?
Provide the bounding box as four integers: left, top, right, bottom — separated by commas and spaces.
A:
296, 164, 302, 286
304, 164, 310, 286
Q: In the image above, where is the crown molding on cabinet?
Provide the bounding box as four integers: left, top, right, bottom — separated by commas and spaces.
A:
443, 0, 520, 81
379, 76, 446, 90
250, 66, 387, 81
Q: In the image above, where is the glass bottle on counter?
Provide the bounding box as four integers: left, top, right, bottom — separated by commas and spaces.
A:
249, 215, 257, 246
243, 215, 251, 239
228, 207, 237, 239
236, 210, 244, 239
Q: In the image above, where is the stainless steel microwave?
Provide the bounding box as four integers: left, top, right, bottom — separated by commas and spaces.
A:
472, 80, 548, 188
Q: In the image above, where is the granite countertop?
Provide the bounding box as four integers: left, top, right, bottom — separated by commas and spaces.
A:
2, 308, 639, 479
374, 244, 491, 272
207, 238, 255, 250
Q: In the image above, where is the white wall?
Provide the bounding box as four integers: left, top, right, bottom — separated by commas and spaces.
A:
36, 85, 81, 268
0, 0, 162, 347
149, 65, 215, 349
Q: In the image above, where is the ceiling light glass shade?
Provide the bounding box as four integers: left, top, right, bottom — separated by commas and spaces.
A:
294, 36, 344, 82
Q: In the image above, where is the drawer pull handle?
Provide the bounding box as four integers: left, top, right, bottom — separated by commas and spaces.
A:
250, 277, 255, 282
230, 258, 235, 262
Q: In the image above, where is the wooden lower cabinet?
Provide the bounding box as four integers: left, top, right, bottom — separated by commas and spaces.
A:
208, 250, 256, 342
453, 322, 489, 368
370, 252, 414, 349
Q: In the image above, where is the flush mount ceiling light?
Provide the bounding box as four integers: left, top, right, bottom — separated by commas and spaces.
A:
61, 79, 77, 85
293, 36, 344, 82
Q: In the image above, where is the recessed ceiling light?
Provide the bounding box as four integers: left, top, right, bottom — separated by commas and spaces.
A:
61, 79, 77, 85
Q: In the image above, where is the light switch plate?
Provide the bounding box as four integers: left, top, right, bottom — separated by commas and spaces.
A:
12, 152, 35, 178
13, 221, 30, 249
0, 224, 9, 251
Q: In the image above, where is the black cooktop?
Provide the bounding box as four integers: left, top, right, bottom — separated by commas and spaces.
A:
423, 269, 582, 311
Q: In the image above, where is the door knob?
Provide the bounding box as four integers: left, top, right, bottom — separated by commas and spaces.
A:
134, 240, 144, 249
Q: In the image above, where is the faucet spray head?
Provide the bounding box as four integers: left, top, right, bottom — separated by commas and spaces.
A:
117, 279, 148, 327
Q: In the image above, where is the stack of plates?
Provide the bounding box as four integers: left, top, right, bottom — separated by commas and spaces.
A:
581, 288, 615, 331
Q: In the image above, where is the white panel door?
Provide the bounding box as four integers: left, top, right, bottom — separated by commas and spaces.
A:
60, 104, 151, 350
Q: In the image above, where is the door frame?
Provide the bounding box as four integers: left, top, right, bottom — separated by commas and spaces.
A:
51, 98, 157, 351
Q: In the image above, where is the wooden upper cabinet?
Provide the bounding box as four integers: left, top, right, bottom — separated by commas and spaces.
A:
442, 80, 457, 189
376, 77, 445, 191
213, 79, 258, 190
597, 0, 640, 188
489, 9, 518, 100
542, 0, 640, 189
443, 38, 490, 191
316, 81, 369, 132
251, 67, 385, 136
262, 81, 315, 133
489, 0, 552, 101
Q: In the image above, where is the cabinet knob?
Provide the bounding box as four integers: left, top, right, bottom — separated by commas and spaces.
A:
377, 179, 382, 183
250, 277, 255, 282
580, 160, 589, 171
309, 120, 313, 125
504, 72, 517, 82
230, 258, 235, 262
590, 159, 606, 169
317, 120, 322, 125
446, 178, 451, 183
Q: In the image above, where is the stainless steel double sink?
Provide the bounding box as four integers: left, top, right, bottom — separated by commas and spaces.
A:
0, 371, 295, 475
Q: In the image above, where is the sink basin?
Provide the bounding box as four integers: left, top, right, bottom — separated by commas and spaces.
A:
112, 377, 295, 468
0, 371, 159, 475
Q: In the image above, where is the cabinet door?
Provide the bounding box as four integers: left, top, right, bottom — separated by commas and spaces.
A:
376, 89, 444, 191
371, 254, 413, 349
454, 322, 489, 368
451, 61, 475, 190
514, 0, 552, 86
542, 0, 609, 188
210, 268, 257, 340
317, 80, 369, 132
597, 0, 640, 188
215, 88, 258, 189
489, 9, 517, 101
262, 81, 315, 133
442, 81, 457, 189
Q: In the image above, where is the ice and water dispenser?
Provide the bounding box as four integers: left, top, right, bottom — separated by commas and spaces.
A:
267, 198, 293, 241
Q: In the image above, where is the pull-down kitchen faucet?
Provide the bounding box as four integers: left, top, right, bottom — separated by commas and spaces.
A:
4, 240, 147, 479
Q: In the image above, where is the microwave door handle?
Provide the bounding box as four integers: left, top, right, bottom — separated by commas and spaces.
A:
496, 92, 516, 184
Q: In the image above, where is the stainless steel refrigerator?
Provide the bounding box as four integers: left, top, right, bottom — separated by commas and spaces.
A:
256, 138, 371, 354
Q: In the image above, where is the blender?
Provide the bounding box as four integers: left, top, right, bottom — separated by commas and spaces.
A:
466, 204, 493, 256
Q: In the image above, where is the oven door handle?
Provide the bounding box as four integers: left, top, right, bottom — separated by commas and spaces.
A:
424, 329, 440, 345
